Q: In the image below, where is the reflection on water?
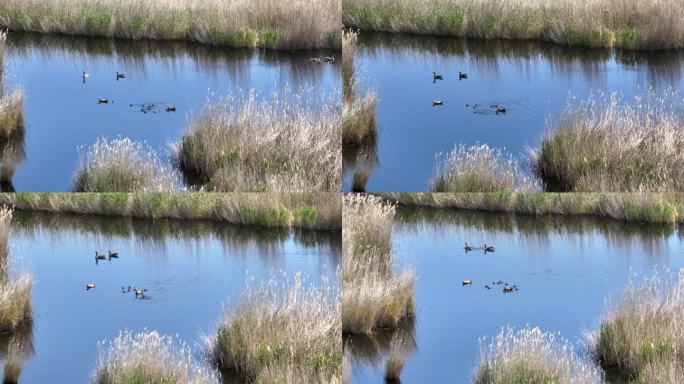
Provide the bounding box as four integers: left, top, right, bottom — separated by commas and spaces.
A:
4, 32, 340, 191
9, 211, 340, 383
348, 32, 684, 191
0, 322, 33, 384
350, 207, 684, 383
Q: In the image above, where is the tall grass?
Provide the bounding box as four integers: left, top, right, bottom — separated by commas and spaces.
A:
73, 137, 178, 192
342, 194, 415, 334
343, 0, 684, 50
209, 274, 342, 383
433, 143, 540, 192
475, 326, 603, 384
0, 207, 32, 333
174, 90, 341, 192
0, 192, 342, 231
534, 91, 684, 192
0, 31, 24, 142
342, 30, 377, 146
0, 0, 340, 50
590, 270, 684, 379
380, 192, 684, 224
92, 330, 217, 384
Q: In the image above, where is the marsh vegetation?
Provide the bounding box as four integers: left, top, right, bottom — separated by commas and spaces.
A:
0, 30, 24, 188
0, 0, 341, 50
0, 207, 32, 334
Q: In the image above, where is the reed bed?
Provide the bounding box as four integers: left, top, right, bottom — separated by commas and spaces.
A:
74, 137, 178, 193
0, 207, 32, 333
534, 91, 684, 192
0, 192, 342, 231
0, 31, 24, 142
174, 90, 341, 192
209, 274, 342, 383
0, 0, 340, 50
342, 194, 415, 334
92, 330, 217, 384
475, 326, 602, 383
343, 30, 377, 146
590, 270, 684, 379
343, 0, 684, 50
432, 143, 539, 192
379, 192, 684, 224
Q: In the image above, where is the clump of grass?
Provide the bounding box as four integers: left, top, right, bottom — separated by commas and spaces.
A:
92, 329, 217, 384
343, 0, 684, 50
534, 90, 684, 192
590, 270, 684, 378
342, 30, 377, 146
0, 31, 24, 142
174, 90, 341, 192
73, 137, 178, 192
0, 207, 32, 333
432, 143, 539, 192
342, 194, 415, 334
0, 0, 340, 50
475, 326, 603, 384
209, 274, 342, 383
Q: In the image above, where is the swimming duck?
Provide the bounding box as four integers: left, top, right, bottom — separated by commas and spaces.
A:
166, 106, 176, 112
503, 285, 514, 293
95, 251, 107, 260
484, 244, 495, 252
98, 98, 109, 104
463, 279, 472, 286
322, 56, 335, 63
485, 285, 491, 290
134, 288, 148, 298
310, 57, 321, 64
432, 71, 443, 81
108, 250, 118, 259
459, 71, 468, 80
82, 71, 89, 82
432, 100, 444, 106
116, 71, 126, 80
495, 106, 507, 114
464, 242, 472, 251
86, 282, 95, 290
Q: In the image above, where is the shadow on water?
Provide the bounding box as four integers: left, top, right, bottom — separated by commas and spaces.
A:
343, 136, 379, 193
0, 322, 34, 384
0, 126, 25, 192
345, 319, 417, 368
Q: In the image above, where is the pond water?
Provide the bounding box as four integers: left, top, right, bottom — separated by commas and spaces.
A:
3, 33, 340, 191
343, 33, 684, 192
2, 211, 340, 383
347, 207, 684, 383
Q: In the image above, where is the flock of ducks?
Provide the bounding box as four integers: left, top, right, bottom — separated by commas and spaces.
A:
86, 251, 149, 299
462, 242, 519, 293
83, 70, 176, 113
431, 71, 507, 113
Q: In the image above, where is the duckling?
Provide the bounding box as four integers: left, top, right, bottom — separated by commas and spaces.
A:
108, 250, 118, 259
459, 71, 468, 80
310, 57, 321, 64
95, 251, 107, 260
495, 106, 507, 114
432, 71, 443, 81
485, 285, 491, 290
322, 56, 335, 63
165, 106, 176, 112
98, 98, 109, 104
503, 285, 514, 293
463, 279, 473, 286
82, 71, 89, 82
116, 71, 126, 80
134, 288, 144, 297
432, 100, 444, 106
86, 282, 95, 290
464, 242, 472, 251
484, 244, 495, 252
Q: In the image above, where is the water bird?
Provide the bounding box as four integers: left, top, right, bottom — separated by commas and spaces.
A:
503, 285, 514, 293
165, 106, 176, 112
116, 71, 126, 80
82, 71, 89, 82
463, 279, 472, 286
484, 244, 495, 253
459, 71, 468, 80
464, 242, 472, 251
310, 57, 321, 64
108, 250, 118, 259
322, 56, 335, 63
134, 288, 148, 298
86, 282, 95, 290
432, 71, 443, 81
98, 98, 109, 104
432, 100, 444, 106
495, 106, 507, 114
485, 285, 491, 289
95, 251, 107, 260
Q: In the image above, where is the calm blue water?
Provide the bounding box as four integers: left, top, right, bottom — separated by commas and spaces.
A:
348, 208, 684, 383
4, 33, 340, 191
3, 212, 340, 383
343, 33, 684, 191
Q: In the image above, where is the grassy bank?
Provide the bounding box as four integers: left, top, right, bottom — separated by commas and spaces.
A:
475, 326, 602, 383
590, 271, 684, 380
0, 30, 24, 185
0, 207, 32, 333
342, 194, 415, 334
74, 137, 178, 192
210, 275, 342, 383
174, 91, 341, 192
432, 143, 539, 192
343, 0, 684, 50
93, 330, 216, 384
534, 92, 684, 192
0, 0, 340, 50
343, 30, 377, 146
0, 192, 342, 231
379, 192, 684, 224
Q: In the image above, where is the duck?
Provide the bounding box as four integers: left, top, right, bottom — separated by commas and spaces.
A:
310, 57, 321, 64
459, 71, 468, 80
495, 106, 507, 114
86, 282, 95, 290
432, 71, 443, 81
432, 100, 444, 106
116, 71, 126, 80
134, 288, 148, 298
503, 285, 514, 293
485, 285, 491, 290
95, 251, 107, 260
165, 106, 176, 112
464, 242, 472, 251
484, 244, 495, 252
108, 250, 118, 259
98, 98, 109, 104
322, 56, 335, 63
463, 279, 473, 286
82, 71, 89, 82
